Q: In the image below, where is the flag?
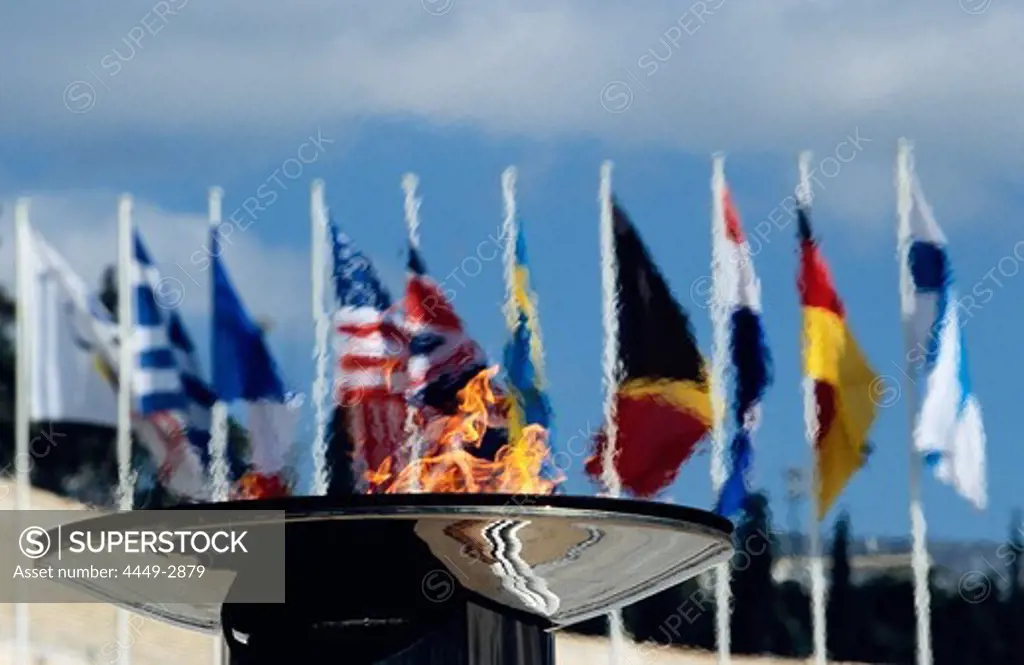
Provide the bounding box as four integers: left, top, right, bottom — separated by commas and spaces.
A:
23, 226, 208, 500
131, 229, 219, 472
714, 188, 772, 517
211, 228, 297, 497
403, 240, 508, 459
329, 217, 409, 475
24, 226, 118, 427
404, 245, 489, 409
585, 200, 713, 497
798, 205, 878, 520
902, 177, 986, 508
502, 217, 553, 447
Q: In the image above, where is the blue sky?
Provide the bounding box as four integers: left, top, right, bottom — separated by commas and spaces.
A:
2, 1, 1022, 542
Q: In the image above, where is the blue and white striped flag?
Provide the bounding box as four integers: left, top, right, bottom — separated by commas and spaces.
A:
132, 229, 218, 472
901, 174, 986, 509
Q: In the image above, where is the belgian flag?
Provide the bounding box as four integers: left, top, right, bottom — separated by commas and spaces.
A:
798, 204, 878, 520
585, 201, 713, 497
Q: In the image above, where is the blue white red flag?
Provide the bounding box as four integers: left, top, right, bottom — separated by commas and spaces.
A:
211, 229, 298, 494
714, 187, 772, 518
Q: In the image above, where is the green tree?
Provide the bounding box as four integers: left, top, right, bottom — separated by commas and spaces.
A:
1007, 509, 1022, 602
99, 265, 118, 317
773, 579, 811, 657
827, 511, 854, 660
730, 492, 775, 655
623, 576, 714, 650
1004, 509, 1023, 661
0, 281, 15, 452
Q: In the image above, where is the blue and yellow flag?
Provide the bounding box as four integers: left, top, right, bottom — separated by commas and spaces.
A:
502, 219, 553, 446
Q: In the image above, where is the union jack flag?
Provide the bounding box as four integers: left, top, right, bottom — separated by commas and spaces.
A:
404, 244, 488, 410
330, 218, 409, 473
404, 243, 509, 455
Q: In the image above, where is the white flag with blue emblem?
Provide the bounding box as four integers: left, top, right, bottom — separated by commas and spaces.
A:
900, 174, 986, 509
23, 226, 118, 426
23, 226, 209, 499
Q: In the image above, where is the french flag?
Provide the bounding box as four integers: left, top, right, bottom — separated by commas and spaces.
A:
714, 187, 772, 518
211, 228, 298, 496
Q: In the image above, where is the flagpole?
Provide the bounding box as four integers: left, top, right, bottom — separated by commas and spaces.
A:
798, 152, 828, 665
709, 153, 732, 665
501, 167, 519, 334
207, 187, 228, 665
896, 138, 934, 665
597, 160, 630, 664
14, 198, 32, 665
311, 179, 331, 496
116, 194, 135, 665
401, 174, 423, 491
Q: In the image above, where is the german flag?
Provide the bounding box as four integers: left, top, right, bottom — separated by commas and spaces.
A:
798, 205, 878, 520
585, 201, 713, 497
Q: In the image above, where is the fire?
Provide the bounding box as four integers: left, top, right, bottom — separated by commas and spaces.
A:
366, 367, 562, 495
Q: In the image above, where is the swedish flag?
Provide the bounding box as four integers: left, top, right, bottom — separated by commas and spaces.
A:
502, 218, 553, 446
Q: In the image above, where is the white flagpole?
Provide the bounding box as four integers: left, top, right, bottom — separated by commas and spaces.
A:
311, 179, 331, 496
501, 167, 519, 335
401, 174, 423, 491
14, 198, 32, 665
597, 160, 630, 664
798, 152, 828, 665
597, 162, 621, 499
896, 138, 933, 665
709, 153, 732, 665
116, 194, 135, 665
207, 187, 229, 665
208, 186, 230, 504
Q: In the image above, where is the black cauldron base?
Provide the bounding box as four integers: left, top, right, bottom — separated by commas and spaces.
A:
44, 494, 733, 665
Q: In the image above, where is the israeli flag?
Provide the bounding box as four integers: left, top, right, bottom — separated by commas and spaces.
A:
902, 176, 986, 509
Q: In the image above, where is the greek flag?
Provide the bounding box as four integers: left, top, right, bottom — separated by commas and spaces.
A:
132, 229, 216, 468
901, 175, 986, 509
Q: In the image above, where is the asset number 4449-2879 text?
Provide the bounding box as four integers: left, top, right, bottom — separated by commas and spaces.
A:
122, 564, 206, 578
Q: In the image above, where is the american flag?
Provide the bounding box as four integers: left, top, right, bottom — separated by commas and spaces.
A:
330, 218, 409, 473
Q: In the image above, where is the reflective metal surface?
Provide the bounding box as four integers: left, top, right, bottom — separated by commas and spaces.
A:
42, 494, 733, 635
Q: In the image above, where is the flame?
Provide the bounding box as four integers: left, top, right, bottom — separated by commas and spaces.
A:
366, 366, 562, 495
234, 471, 291, 499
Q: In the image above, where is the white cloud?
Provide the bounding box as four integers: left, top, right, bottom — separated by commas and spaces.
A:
2, 1, 1022, 225
4, 1, 1020, 146
0, 191, 311, 340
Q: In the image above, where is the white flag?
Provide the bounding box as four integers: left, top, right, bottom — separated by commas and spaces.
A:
900, 175, 986, 509
23, 226, 118, 426
22, 227, 209, 500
